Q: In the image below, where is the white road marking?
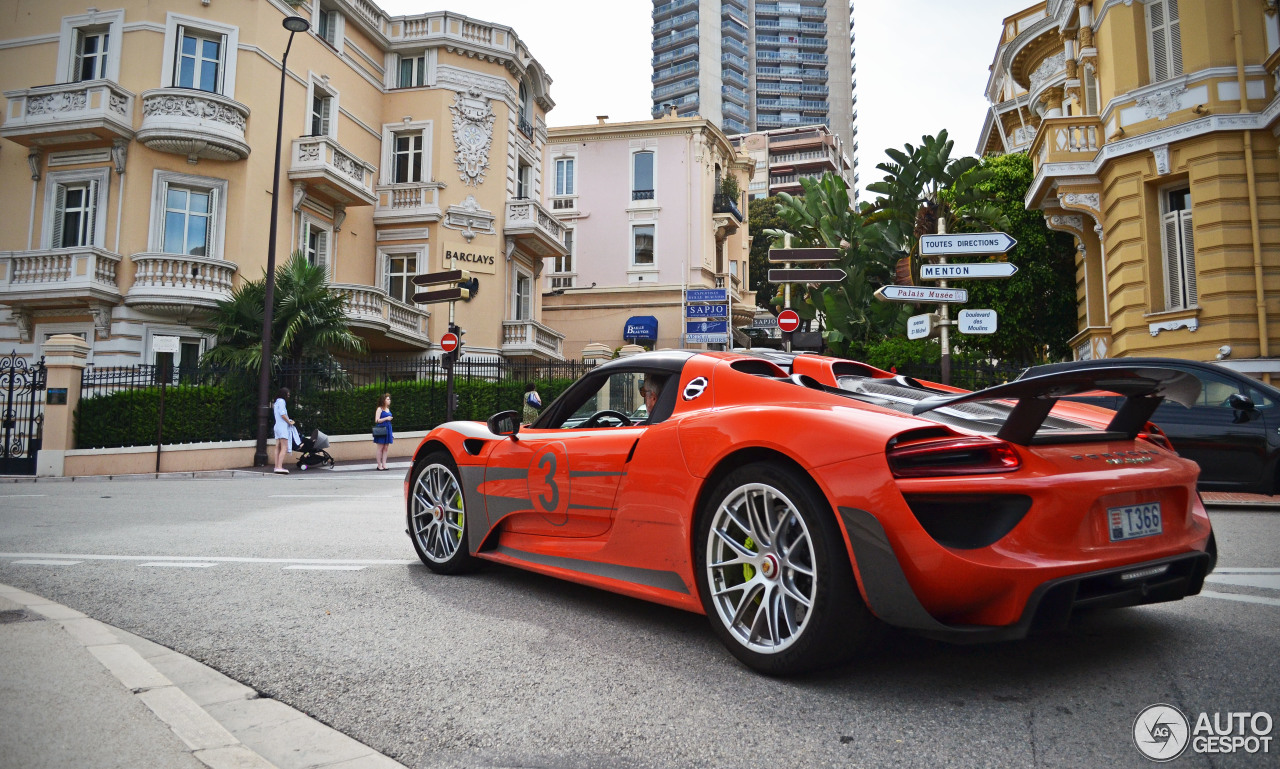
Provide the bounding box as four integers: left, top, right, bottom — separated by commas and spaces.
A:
268, 495, 397, 498
0, 552, 413, 566
282, 565, 365, 571
10, 559, 81, 566
1206, 574, 1280, 591
0, 494, 47, 498
1200, 590, 1280, 608
140, 562, 217, 568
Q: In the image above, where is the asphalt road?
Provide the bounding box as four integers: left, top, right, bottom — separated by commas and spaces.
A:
1, 472, 1277, 768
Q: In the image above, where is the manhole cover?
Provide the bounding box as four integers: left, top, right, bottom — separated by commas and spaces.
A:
0, 609, 36, 624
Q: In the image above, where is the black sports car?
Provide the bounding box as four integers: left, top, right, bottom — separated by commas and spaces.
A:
1020, 358, 1280, 495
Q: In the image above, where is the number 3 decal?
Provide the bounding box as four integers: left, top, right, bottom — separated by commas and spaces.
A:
536, 451, 558, 511
529, 442, 570, 524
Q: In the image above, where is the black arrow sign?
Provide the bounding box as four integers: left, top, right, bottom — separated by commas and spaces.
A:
412, 288, 464, 304
411, 269, 468, 286
768, 268, 847, 283
767, 248, 842, 263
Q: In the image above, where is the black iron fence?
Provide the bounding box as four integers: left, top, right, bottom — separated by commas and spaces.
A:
76, 356, 596, 450
894, 359, 1028, 392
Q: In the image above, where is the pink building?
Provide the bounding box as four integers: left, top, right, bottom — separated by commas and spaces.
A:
541, 113, 753, 357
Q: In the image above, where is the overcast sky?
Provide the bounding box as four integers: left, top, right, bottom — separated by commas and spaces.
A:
380, 0, 1036, 197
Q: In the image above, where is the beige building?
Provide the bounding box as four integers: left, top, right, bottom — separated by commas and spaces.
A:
0, 0, 569, 366
979, 0, 1279, 381
541, 113, 753, 358
731, 123, 851, 200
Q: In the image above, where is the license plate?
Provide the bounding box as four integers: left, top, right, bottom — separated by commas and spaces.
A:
1108, 502, 1163, 542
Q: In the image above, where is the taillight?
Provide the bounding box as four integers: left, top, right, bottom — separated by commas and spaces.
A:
887, 436, 1022, 478
1139, 422, 1174, 451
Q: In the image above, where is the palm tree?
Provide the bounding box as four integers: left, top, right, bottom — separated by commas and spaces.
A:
203, 251, 366, 373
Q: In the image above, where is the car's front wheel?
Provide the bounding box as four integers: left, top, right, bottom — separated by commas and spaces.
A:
695, 462, 875, 675
407, 450, 476, 574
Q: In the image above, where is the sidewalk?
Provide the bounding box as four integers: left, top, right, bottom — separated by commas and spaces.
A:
0, 583, 407, 769
1199, 491, 1280, 508
0, 458, 412, 483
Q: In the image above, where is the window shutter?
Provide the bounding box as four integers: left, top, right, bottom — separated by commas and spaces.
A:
208, 187, 218, 257
216, 33, 228, 93
1168, 0, 1183, 77
72, 29, 84, 83
173, 25, 185, 87
1149, 1, 1169, 82
51, 184, 67, 248
316, 229, 330, 278
1179, 208, 1197, 306
321, 97, 331, 135
86, 179, 98, 247
1162, 210, 1182, 310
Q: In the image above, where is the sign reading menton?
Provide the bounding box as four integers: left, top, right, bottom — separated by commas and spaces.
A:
443, 242, 497, 274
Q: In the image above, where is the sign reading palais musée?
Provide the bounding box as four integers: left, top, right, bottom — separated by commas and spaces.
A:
442, 242, 497, 274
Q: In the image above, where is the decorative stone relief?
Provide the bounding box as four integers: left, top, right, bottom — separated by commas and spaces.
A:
1030, 52, 1067, 93
108, 93, 127, 116
111, 138, 129, 175
1062, 192, 1100, 211
1137, 85, 1186, 121
27, 147, 42, 181
1048, 213, 1084, 234
1149, 317, 1198, 336
90, 306, 112, 340
1152, 144, 1170, 175
449, 87, 496, 187
292, 182, 307, 213
27, 89, 87, 115
13, 309, 32, 343
1014, 125, 1037, 146
333, 205, 347, 233
443, 195, 495, 241
143, 93, 246, 130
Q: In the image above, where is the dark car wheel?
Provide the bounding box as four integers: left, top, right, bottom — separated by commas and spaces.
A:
408, 450, 476, 574
695, 462, 875, 675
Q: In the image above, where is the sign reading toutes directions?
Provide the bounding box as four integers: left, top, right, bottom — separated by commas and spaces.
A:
919, 232, 1017, 257
874, 285, 968, 303
920, 262, 1018, 280
685, 287, 729, 344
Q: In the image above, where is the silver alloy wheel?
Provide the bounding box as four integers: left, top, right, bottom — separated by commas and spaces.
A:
705, 482, 817, 654
410, 462, 465, 563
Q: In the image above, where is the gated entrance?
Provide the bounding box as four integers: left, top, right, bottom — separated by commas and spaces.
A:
0, 352, 46, 475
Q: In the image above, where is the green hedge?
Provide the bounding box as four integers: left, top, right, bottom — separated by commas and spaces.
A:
75, 375, 581, 449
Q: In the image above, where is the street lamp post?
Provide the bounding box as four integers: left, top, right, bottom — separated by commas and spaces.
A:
253, 15, 312, 467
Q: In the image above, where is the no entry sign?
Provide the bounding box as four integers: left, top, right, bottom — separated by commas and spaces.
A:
777, 309, 801, 333
440, 333, 460, 353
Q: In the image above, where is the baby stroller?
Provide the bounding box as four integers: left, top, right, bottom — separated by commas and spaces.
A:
295, 427, 335, 470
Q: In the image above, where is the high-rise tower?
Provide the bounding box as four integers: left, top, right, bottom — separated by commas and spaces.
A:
651, 0, 857, 189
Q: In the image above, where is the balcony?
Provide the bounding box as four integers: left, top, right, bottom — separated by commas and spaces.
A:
653, 0, 698, 22
757, 81, 829, 97
1031, 116, 1104, 173
722, 37, 749, 58
723, 101, 749, 122
1, 80, 134, 148
756, 3, 826, 19
757, 66, 828, 82
124, 253, 236, 316
757, 35, 827, 51
374, 182, 443, 224
653, 27, 699, 52
721, 53, 749, 73
713, 193, 744, 224
722, 20, 749, 42
653, 77, 700, 101
653, 11, 698, 35
723, 117, 749, 134
757, 19, 827, 34
289, 135, 377, 207
505, 199, 569, 259
757, 51, 828, 65
654, 61, 700, 84
332, 284, 431, 348
136, 88, 250, 162
0, 247, 122, 310
723, 69, 749, 89
652, 44, 699, 68
502, 319, 565, 361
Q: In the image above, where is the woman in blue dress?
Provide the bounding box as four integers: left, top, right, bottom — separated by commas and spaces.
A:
373, 393, 393, 470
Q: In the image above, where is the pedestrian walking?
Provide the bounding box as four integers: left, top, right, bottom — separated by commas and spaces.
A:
373, 393, 394, 470
523, 382, 542, 424
273, 387, 295, 474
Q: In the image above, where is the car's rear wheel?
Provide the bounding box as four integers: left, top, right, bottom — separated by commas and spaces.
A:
695, 462, 874, 675
408, 450, 475, 574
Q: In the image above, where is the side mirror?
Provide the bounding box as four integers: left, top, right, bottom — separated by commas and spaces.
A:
486, 410, 521, 438
1227, 393, 1256, 411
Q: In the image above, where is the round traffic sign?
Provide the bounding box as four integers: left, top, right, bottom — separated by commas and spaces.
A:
777, 309, 801, 333
440, 332, 460, 353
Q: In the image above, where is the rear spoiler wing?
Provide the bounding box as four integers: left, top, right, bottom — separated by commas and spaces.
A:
910, 366, 1201, 446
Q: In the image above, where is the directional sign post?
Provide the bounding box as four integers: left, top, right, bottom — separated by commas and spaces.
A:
957, 309, 998, 335
767, 248, 842, 263
874, 285, 969, 303
412, 269, 474, 304
907, 313, 939, 341
767, 268, 847, 283
920, 262, 1018, 280
919, 232, 1017, 258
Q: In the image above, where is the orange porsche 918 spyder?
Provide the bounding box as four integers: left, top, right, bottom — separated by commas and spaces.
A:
404, 350, 1216, 675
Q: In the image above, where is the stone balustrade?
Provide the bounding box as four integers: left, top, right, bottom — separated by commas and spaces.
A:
125, 253, 236, 315
0, 80, 134, 146
137, 88, 250, 161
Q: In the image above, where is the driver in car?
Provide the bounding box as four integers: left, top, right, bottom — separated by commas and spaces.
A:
638, 375, 667, 424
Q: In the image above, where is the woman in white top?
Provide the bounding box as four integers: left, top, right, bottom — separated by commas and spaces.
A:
273, 387, 295, 474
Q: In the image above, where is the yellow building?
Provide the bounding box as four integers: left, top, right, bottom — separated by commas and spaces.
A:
0, 0, 569, 366
978, 0, 1279, 381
